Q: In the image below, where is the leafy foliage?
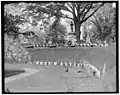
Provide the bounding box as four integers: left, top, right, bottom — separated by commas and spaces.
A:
4, 3, 28, 39
46, 16, 67, 45
22, 3, 50, 26
4, 2, 115, 45
4, 3, 48, 47
22, 2, 105, 43
90, 7, 116, 43
4, 13, 20, 39
5, 34, 31, 63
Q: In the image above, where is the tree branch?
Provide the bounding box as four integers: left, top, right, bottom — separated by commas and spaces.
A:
79, 4, 89, 16
81, 3, 93, 21
82, 3, 105, 23
67, 3, 74, 11
62, 6, 73, 14
77, 4, 80, 19
72, 3, 78, 16
72, 3, 77, 11
62, 15, 74, 20
67, 3, 77, 19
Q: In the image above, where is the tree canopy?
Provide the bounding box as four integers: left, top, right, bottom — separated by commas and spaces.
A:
90, 6, 116, 44
4, 2, 116, 44
45, 2, 105, 43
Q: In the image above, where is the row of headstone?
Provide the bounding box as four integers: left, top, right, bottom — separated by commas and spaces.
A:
78, 43, 97, 47
33, 59, 95, 69
34, 43, 108, 48
33, 59, 102, 78
78, 43, 108, 47
34, 60, 86, 67
34, 44, 57, 48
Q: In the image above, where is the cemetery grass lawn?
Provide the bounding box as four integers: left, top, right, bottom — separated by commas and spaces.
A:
28, 46, 116, 91
5, 46, 116, 79
4, 46, 116, 92
28, 46, 116, 71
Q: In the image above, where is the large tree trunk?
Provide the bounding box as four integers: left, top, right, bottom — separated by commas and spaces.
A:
74, 21, 81, 43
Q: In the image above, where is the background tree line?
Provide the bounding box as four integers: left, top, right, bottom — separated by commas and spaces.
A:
4, 2, 116, 62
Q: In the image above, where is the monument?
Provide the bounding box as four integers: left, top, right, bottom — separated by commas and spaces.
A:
70, 21, 73, 32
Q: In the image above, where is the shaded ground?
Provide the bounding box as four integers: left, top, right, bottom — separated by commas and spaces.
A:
5, 46, 116, 92
5, 70, 25, 78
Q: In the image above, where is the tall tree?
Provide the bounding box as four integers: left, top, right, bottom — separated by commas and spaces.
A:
45, 17, 67, 45
4, 3, 48, 45
45, 2, 105, 43
90, 6, 116, 44
23, 2, 105, 43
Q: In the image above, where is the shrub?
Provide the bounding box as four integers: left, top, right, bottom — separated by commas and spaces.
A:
5, 34, 31, 63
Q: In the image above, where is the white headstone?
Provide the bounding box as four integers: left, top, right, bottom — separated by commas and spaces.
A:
48, 61, 51, 65
44, 61, 47, 65
65, 61, 68, 66
73, 61, 76, 67
69, 62, 72, 66
40, 61, 43, 65
36, 61, 39, 65
54, 61, 57, 65
60, 61, 63, 66
77, 63, 80, 67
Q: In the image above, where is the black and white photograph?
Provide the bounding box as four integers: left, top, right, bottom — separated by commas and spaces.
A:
2, 1, 118, 93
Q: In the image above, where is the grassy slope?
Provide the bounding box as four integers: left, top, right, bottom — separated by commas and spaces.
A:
29, 46, 116, 71
29, 46, 116, 92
